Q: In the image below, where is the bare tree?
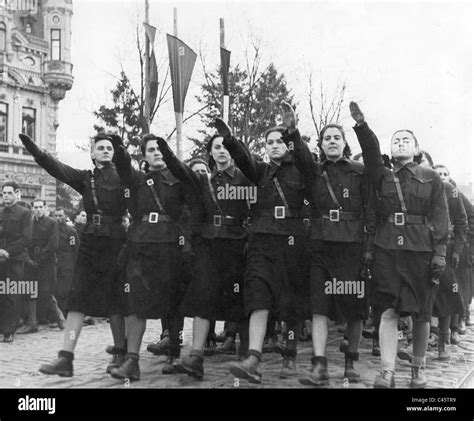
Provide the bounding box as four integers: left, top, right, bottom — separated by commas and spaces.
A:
308, 71, 346, 139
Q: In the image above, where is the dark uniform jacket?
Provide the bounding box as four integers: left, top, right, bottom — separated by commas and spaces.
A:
33, 152, 127, 240
286, 129, 376, 250
443, 181, 468, 256
157, 138, 251, 240
222, 132, 306, 237
0, 203, 32, 262
57, 223, 79, 263
353, 122, 449, 256
29, 215, 58, 265
114, 147, 187, 243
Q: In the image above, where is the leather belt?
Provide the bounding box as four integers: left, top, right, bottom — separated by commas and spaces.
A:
256, 208, 302, 219
141, 212, 172, 223
205, 215, 242, 227
87, 214, 122, 225
387, 213, 428, 226
320, 211, 361, 222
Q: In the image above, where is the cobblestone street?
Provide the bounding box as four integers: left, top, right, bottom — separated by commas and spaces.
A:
1, 316, 473, 389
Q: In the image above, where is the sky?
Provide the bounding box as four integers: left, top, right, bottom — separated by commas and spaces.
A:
56, 0, 473, 186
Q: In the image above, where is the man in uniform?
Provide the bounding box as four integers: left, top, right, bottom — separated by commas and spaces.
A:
0, 182, 32, 342
18, 199, 64, 333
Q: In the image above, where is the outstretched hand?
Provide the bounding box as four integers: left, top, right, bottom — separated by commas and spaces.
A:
349, 101, 365, 125
280, 101, 297, 132
18, 133, 41, 155
109, 134, 124, 150
214, 118, 232, 138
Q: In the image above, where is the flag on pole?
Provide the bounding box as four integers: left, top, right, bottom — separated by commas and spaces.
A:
220, 47, 231, 95
166, 33, 197, 114
143, 22, 156, 45
143, 22, 158, 115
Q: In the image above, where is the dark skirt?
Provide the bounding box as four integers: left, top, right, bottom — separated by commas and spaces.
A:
66, 235, 125, 317
433, 248, 464, 318
372, 246, 437, 322
243, 233, 310, 321
181, 237, 246, 322
309, 241, 368, 322
456, 246, 473, 313
125, 241, 185, 319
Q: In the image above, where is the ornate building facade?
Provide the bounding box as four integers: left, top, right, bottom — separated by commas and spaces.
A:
0, 0, 73, 207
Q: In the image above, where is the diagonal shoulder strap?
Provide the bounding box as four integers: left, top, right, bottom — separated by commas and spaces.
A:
206, 176, 224, 216
89, 170, 102, 214
322, 171, 342, 210
393, 175, 407, 214
146, 177, 165, 213
273, 177, 289, 212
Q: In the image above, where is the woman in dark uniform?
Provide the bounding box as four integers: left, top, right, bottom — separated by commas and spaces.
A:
214, 111, 310, 384
349, 102, 449, 388
151, 133, 250, 380
18, 133, 127, 377
276, 103, 376, 386
107, 135, 188, 381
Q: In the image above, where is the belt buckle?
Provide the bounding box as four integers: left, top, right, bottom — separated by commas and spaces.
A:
274, 206, 285, 219
213, 215, 222, 227
148, 212, 159, 223
394, 212, 405, 226
329, 209, 340, 222
146, 179, 154, 186
92, 214, 101, 225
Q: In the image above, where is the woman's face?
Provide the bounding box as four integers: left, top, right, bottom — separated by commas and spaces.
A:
391, 131, 418, 161
321, 127, 345, 160
144, 140, 165, 170
434, 166, 450, 182
92, 139, 114, 164
210, 136, 231, 165
265, 131, 287, 161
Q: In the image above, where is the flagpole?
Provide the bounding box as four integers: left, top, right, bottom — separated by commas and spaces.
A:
174, 7, 183, 159
144, 0, 150, 133
220, 18, 229, 124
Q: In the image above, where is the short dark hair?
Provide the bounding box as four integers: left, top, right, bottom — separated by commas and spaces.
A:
55, 207, 65, 213
414, 150, 434, 167
263, 126, 286, 142
433, 164, 449, 173
2, 181, 20, 192
75, 209, 85, 218
188, 158, 210, 172
391, 129, 419, 148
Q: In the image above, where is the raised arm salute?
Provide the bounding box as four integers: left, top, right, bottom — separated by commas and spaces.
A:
18, 133, 128, 378
218, 113, 310, 384
278, 102, 376, 387
350, 102, 449, 389
155, 133, 252, 380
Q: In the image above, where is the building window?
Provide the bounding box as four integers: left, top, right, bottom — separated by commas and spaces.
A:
0, 103, 7, 144
0, 23, 6, 51
50, 29, 61, 60
22, 107, 36, 139
25, 23, 32, 34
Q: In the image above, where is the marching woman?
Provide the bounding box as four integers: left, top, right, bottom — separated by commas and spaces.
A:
350, 102, 449, 388
154, 133, 251, 380
275, 102, 376, 386
215, 109, 311, 384
18, 133, 128, 377
108, 135, 189, 381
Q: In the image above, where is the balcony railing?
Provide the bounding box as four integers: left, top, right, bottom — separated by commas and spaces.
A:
1, 0, 37, 13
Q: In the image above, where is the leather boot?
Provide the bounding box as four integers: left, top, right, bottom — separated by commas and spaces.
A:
410, 356, 427, 389
17, 324, 38, 334
39, 350, 73, 377
229, 349, 262, 384
110, 353, 140, 382
146, 336, 170, 355
162, 354, 178, 375
374, 370, 395, 388
438, 333, 450, 361
215, 336, 236, 355
3, 333, 14, 343
299, 356, 329, 386
344, 352, 360, 383
280, 356, 297, 379
372, 337, 381, 357
106, 348, 126, 374
174, 350, 204, 380
18, 301, 37, 334
106, 339, 127, 355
